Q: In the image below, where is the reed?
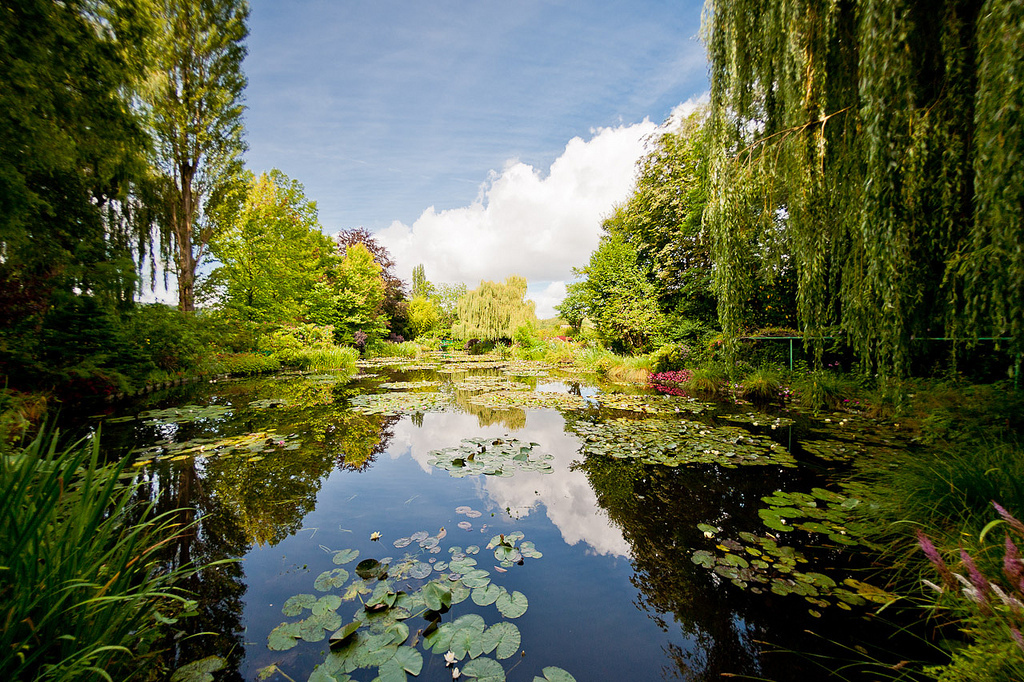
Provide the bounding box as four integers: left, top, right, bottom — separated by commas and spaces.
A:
1, 430, 197, 681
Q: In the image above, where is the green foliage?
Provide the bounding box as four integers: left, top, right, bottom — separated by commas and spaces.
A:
206, 170, 333, 324
255, 324, 357, 373
704, 0, 1024, 375
652, 343, 690, 373
792, 369, 858, 413
567, 229, 666, 353
454, 276, 537, 342
149, 0, 249, 312
687, 363, 730, 396
213, 353, 282, 376
306, 243, 388, 345
0, 429, 198, 681
333, 228, 409, 340
406, 295, 440, 339
364, 341, 420, 360
740, 366, 783, 404
611, 109, 717, 326
411, 264, 434, 299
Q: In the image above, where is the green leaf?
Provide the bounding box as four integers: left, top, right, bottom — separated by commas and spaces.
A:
482, 622, 521, 659
462, 656, 506, 681
421, 581, 452, 612
450, 625, 484, 660
495, 590, 528, 618
170, 656, 226, 682
282, 593, 317, 616
471, 584, 502, 606
333, 548, 360, 565
330, 620, 362, 644
268, 622, 301, 651
356, 559, 385, 579
313, 594, 343, 615
315, 568, 350, 591
533, 666, 578, 682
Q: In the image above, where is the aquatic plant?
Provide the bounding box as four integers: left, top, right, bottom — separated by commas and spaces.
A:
917, 503, 1024, 681
0, 430, 199, 681
740, 366, 784, 404
426, 437, 554, 478
686, 363, 730, 396
264, 525, 575, 682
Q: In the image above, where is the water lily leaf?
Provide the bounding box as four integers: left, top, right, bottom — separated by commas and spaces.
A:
356, 559, 385, 579
421, 581, 452, 612
466, 545, 480, 555
482, 622, 521, 659
313, 594, 343, 615
461, 569, 491, 588
282, 593, 317, 616
342, 579, 372, 601
462, 657, 506, 682
472, 584, 502, 606
330, 620, 362, 644
333, 549, 360, 565
408, 562, 432, 579
495, 590, 528, 618
450, 625, 484, 659
316, 569, 350, 591
378, 647, 423, 680
691, 550, 714, 568
533, 667, 577, 682
267, 622, 301, 650
170, 655, 226, 682
451, 581, 471, 605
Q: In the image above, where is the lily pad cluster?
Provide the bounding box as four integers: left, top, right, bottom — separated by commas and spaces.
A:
453, 376, 530, 392
249, 398, 289, 409
690, 528, 895, 616
426, 437, 554, 478
437, 361, 508, 373
595, 393, 714, 415
467, 390, 590, 411
757, 488, 881, 549
264, 529, 576, 682
108, 403, 232, 425
349, 392, 453, 416
132, 431, 301, 466
719, 412, 795, 429
378, 381, 441, 391
573, 418, 797, 468
486, 531, 543, 567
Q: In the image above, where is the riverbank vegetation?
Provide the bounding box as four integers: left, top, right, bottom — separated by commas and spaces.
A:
2, 0, 1022, 679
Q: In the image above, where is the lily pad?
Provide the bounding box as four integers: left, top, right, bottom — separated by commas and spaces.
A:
315, 569, 350, 591
533, 667, 578, 682
170, 656, 226, 682
495, 590, 528, 618
282, 593, 317, 616
461, 656, 506, 682
482, 621, 521, 659
356, 559, 386, 580
333, 549, 360, 565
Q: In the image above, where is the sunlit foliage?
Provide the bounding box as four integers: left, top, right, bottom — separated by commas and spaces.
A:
703, 0, 1023, 375
454, 276, 537, 341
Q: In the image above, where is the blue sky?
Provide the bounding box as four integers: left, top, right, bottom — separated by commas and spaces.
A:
241, 0, 709, 315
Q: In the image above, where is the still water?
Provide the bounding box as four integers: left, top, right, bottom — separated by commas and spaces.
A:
91, 354, 913, 682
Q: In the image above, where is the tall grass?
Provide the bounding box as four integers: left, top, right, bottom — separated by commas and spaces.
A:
686, 363, 730, 396
1, 430, 197, 681
364, 340, 420, 359
295, 346, 360, 372
740, 366, 784, 403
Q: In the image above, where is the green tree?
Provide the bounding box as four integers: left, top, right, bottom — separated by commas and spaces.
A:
307, 243, 387, 344
434, 282, 468, 330
454, 276, 537, 342
703, 0, 1023, 374
149, 0, 249, 313
0, 0, 158, 390
611, 109, 717, 327
334, 228, 409, 338
411, 264, 435, 299
205, 170, 332, 324
570, 225, 666, 353
407, 295, 440, 338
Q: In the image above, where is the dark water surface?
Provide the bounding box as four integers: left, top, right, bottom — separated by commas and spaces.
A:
87, 357, 916, 682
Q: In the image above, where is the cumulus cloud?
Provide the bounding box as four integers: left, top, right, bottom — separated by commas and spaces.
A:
375, 120, 660, 289
527, 281, 568, 320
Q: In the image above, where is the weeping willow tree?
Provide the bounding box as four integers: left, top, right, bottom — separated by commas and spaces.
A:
703, 0, 1023, 377
454, 276, 537, 341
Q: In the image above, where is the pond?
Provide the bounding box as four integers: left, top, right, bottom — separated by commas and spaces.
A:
89, 351, 918, 682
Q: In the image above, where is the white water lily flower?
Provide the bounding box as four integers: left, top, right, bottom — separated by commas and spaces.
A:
444, 651, 457, 666
452, 667, 461, 679
370, 531, 381, 541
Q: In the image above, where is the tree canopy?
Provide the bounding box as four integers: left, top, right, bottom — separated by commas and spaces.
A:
205, 170, 331, 323
703, 0, 1023, 375
454, 276, 537, 341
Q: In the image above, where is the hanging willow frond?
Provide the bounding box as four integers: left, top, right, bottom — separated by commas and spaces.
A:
704, 0, 1019, 376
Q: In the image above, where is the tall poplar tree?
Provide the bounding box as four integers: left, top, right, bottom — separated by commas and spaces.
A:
149, 0, 249, 312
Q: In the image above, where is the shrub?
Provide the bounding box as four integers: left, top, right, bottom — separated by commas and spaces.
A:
687, 363, 730, 395
0, 430, 198, 681
652, 343, 690, 373
793, 369, 858, 412
214, 353, 282, 376
740, 366, 783, 404
606, 354, 655, 384
364, 341, 419, 360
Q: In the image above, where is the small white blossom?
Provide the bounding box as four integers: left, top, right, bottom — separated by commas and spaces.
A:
444, 651, 457, 667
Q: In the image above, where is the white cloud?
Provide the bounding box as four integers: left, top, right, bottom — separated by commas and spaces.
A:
375, 120, 660, 290
526, 281, 567, 320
